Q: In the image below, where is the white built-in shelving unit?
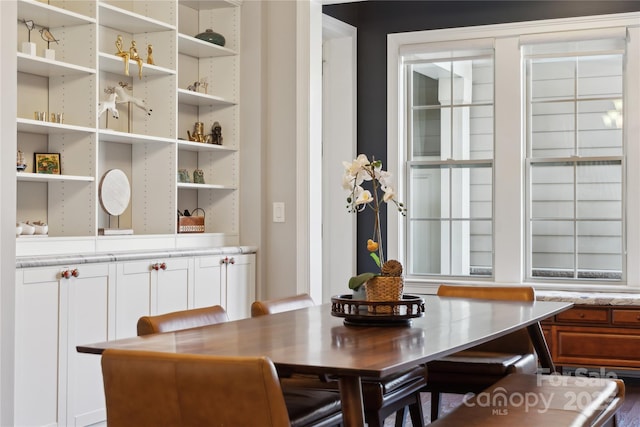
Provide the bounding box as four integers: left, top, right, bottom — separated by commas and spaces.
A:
16, 0, 241, 256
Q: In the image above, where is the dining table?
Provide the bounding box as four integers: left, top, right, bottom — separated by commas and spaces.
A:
77, 295, 572, 427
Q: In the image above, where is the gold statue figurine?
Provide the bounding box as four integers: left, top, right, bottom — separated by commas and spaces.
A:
115, 35, 130, 76
147, 44, 154, 65
129, 40, 144, 79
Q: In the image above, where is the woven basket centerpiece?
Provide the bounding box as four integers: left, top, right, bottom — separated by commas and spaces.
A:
365, 260, 404, 313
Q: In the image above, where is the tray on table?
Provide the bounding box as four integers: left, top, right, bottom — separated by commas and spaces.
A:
330, 294, 426, 326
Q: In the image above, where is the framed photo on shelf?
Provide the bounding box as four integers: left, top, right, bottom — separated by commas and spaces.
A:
34, 153, 61, 175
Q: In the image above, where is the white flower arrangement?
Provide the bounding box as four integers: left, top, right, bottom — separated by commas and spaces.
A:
342, 154, 406, 290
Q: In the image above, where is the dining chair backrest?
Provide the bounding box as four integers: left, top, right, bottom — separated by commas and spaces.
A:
437, 285, 535, 353
437, 285, 535, 302
101, 349, 292, 427
251, 293, 315, 317
137, 305, 229, 336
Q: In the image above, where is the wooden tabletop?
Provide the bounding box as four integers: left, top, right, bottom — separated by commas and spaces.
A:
78, 297, 570, 370
78, 296, 572, 426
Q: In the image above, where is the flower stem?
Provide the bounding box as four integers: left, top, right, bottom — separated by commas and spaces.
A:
370, 165, 385, 267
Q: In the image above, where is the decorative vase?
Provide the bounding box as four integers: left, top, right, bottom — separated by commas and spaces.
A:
195, 29, 226, 47
352, 285, 367, 301
365, 276, 404, 313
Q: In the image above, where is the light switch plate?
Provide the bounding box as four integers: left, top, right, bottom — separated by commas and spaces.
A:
273, 202, 285, 222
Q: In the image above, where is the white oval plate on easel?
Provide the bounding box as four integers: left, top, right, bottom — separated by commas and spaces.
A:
99, 169, 131, 216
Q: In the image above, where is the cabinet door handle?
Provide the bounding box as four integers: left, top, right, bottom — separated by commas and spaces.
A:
578, 312, 585, 318
228, 257, 235, 265
61, 268, 79, 279
152, 262, 167, 271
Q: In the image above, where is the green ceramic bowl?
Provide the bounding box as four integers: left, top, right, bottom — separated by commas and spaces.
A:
195, 29, 225, 47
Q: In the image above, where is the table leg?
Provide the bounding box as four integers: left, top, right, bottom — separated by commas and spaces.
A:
527, 322, 557, 373
338, 375, 365, 427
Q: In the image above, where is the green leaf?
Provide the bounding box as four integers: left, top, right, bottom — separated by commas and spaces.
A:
370, 252, 381, 268
348, 272, 377, 290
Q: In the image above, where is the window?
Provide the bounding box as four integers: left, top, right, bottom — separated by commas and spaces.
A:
388, 14, 640, 289
524, 38, 625, 281
406, 50, 494, 277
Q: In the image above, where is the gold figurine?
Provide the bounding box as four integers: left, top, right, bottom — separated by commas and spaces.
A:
115, 35, 130, 76
147, 44, 154, 65
129, 40, 143, 79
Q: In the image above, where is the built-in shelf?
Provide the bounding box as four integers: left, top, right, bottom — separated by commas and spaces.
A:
98, 2, 175, 33
16, 0, 240, 257
17, 118, 95, 135
177, 139, 236, 152
17, 172, 95, 183
98, 52, 175, 77
177, 183, 235, 190
177, 88, 234, 107
177, 34, 236, 58
17, 53, 96, 77
17, 0, 95, 27
98, 129, 176, 145
180, 0, 241, 11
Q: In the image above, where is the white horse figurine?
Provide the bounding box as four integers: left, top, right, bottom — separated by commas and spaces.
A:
115, 84, 152, 116
98, 92, 119, 119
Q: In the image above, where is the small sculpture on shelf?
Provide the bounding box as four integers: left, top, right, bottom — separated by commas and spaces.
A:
211, 121, 223, 145
40, 26, 58, 60
146, 44, 154, 65
115, 82, 152, 116
129, 40, 144, 79
178, 169, 191, 183
115, 35, 130, 76
23, 19, 34, 41
22, 20, 36, 55
39, 27, 59, 47
187, 81, 200, 92
193, 169, 205, 184
186, 78, 208, 94
199, 78, 208, 94
187, 122, 210, 143
16, 150, 27, 172
98, 89, 119, 119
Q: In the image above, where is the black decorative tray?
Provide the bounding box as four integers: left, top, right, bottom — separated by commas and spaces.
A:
330, 294, 426, 326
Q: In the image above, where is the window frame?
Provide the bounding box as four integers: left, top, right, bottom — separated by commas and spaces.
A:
387, 12, 640, 293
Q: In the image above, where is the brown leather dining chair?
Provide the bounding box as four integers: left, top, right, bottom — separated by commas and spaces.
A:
252, 294, 427, 427
425, 285, 538, 421
137, 304, 230, 336
101, 349, 343, 427
134, 304, 342, 426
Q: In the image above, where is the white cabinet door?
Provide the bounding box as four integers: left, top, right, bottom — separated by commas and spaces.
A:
15, 267, 61, 427
155, 257, 191, 315
63, 263, 112, 427
193, 256, 224, 309
115, 257, 191, 339
223, 254, 256, 321
192, 254, 255, 320
115, 260, 154, 339
15, 263, 112, 427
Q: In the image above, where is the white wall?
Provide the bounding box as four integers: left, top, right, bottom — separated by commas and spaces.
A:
0, 2, 17, 423
322, 16, 357, 301
241, 0, 322, 300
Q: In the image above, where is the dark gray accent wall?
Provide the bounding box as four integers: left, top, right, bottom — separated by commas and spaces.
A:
323, 0, 640, 273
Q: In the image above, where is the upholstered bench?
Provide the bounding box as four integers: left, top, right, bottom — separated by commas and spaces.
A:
429, 373, 625, 427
